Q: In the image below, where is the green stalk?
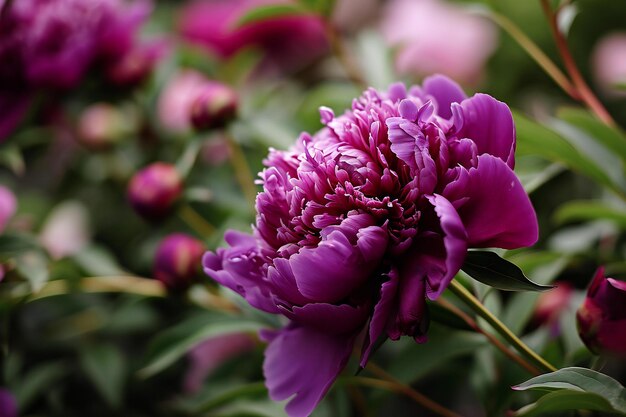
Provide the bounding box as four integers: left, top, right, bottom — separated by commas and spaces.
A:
448, 280, 557, 373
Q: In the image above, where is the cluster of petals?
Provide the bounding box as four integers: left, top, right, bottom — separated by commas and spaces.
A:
0, 0, 154, 140
203, 75, 538, 417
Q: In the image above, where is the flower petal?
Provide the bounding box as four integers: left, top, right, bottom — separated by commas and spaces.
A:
422, 74, 467, 119
452, 93, 515, 168
263, 325, 356, 417
448, 154, 538, 249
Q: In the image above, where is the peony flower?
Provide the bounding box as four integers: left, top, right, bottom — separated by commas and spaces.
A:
577, 267, 626, 356
381, 0, 497, 84
0, 185, 16, 234
157, 70, 209, 134
177, 0, 328, 74
592, 32, 626, 97
203, 75, 538, 417
153, 233, 205, 291
0, 0, 152, 141
127, 163, 183, 220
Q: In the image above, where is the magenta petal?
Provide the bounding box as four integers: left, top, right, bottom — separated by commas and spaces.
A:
451, 154, 538, 249
361, 268, 399, 366
264, 326, 356, 417
452, 93, 516, 168
422, 74, 467, 119
291, 226, 386, 303
424, 194, 468, 299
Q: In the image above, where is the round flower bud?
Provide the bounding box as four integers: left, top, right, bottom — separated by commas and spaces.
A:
127, 163, 183, 220
189, 82, 238, 131
154, 233, 205, 291
577, 267, 626, 356
532, 281, 573, 337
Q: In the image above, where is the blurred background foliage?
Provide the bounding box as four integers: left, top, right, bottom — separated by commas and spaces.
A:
1, 0, 626, 416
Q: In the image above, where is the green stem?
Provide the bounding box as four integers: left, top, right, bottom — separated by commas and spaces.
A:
179, 204, 216, 238
448, 280, 557, 373
225, 132, 258, 209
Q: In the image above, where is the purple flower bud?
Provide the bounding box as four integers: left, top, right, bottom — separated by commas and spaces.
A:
0, 388, 18, 417
592, 32, 626, 97
532, 281, 573, 337
190, 82, 238, 131
577, 268, 626, 356
105, 39, 169, 87
203, 75, 538, 417
127, 163, 183, 220
154, 233, 205, 291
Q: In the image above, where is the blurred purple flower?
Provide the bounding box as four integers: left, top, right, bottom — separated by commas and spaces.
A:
127, 162, 183, 220
0, 0, 152, 141
577, 267, 626, 356
177, 0, 328, 74
204, 75, 538, 416
157, 70, 208, 133
185, 333, 256, 392
381, 0, 497, 84
0, 185, 16, 234
0, 388, 17, 417
154, 233, 205, 291
105, 38, 169, 87
592, 32, 626, 97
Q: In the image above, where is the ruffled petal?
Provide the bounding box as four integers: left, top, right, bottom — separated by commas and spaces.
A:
452, 93, 516, 168
422, 74, 467, 119
291, 226, 387, 303
263, 325, 356, 417
448, 154, 538, 249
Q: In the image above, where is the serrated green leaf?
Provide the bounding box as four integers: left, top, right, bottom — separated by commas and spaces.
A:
80, 344, 126, 408
138, 314, 265, 378
513, 367, 626, 416
236, 4, 308, 27
462, 251, 553, 292
554, 200, 626, 229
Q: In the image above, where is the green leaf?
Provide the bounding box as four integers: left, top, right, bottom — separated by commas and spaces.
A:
80, 344, 126, 408
14, 362, 67, 410
236, 4, 308, 27
0, 233, 40, 262
16, 251, 50, 292
554, 200, 626, 229
461, 251, 553, 292
138, 314, 265, 378
514, 111, 624, 195
513, 367, 626, 416
557, 108, 626, 163
299, 0, 336, 16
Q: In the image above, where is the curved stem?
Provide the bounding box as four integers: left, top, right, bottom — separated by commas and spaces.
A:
224, 132, 258, 209
350, 364, 462, 417
179, 204, 216, 238
437, 298, 541, 375
484, 10, 578, 99
539, 0, 617, 128
448, 280, 557, 373
326, 23, 368, 90
28, 276, 166, 301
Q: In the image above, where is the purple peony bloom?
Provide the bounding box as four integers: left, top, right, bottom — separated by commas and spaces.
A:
0, 0, 152, 141
577, 267, 626, 356
177, 0, 328, 74
203, 75, 538, 417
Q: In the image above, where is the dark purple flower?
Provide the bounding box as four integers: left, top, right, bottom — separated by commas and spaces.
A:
104, 38, 169, 87
154, 233, 205, 291
577, 267, 626, 356
190, 82, 238, 131
203, 75, 538, 417
127, 163, 183, 220
0, 388, 17, 417
177, 0, 328, 74
0, 0, 152, 141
